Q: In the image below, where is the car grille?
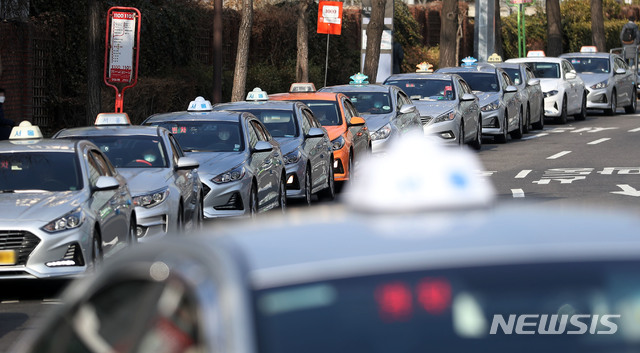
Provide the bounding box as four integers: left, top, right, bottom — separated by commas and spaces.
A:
214, 192, 244, 211
0, 231, 40, 266
421, 116, 433, 125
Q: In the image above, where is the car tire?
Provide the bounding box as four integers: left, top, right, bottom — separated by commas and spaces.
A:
176, 204, 184, 233
494, 111, 508, 143
90, 227, 103, 270
574, 92, 587, 121
249, 183, 258, 218
510, 108, 524, 139
523, 106, 531, 134
555, 97, 568, 124
625, 91, 637, 114
606, 90, 617, 116
195, 198, 204, 230
278, 174, 287, 213
128, 218, 137, 245
458, 122, 465, 146
303, 166, 312, 206
532, 101, 545, 130
319, 159, 335, 201
470, 121, 482, 151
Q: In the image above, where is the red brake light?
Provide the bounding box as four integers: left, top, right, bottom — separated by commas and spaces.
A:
375, 282, 413, 322
417, 278, 452, 314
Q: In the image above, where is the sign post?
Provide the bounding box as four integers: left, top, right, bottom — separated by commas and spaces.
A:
507, 0, 535, 58
104, 7, 141, 113
318, 1, 343, 87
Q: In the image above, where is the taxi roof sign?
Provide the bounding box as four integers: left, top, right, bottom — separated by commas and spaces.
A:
527, 50, 546, 57
95, 112, 131, 125
487, 53, 503, 63
289, 83, 316, 93
461, 57, 478, 66
187, 96, 213, 112
9, 121, 43, 140
580, 46, 598, 53
416, 62, 434, 73
246, 87, 269, 101
349, 72, 369, 85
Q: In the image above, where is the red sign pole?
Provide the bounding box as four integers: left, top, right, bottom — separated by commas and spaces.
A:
317, 1, 343, 87
104, 7, 141, 113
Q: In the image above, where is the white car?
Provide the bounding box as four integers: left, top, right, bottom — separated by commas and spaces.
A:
506, 57, 587, 124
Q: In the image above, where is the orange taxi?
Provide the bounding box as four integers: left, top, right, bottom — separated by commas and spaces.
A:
271, 84, 371, 182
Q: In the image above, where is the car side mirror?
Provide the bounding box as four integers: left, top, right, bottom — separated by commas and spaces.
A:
460, 93, 477, 101
253, 140, 273, 153
175, 157, 199, 170
399, 105, 416, 114
505, 85, 518, 93
527, 78, 540, 86
565, 72, 577, 80
348, 116, 366, 126
94, 176, 119, 191
615, 68, 626, 75
306, 127, 326, 138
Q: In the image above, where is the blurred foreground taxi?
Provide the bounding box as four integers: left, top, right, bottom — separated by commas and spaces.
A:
14, 133, 640, 352
0, 121, 135, 279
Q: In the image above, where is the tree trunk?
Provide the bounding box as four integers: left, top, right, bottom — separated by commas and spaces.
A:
296, 0, 312, 83
546, 0, 563, 57
231, 0, 253, 102
363, 0, 386, 83
87, 0, 101, 123
494, 0, 503, 57
591, 0, 606, 52
213, 0, 223, 103
440, 0, 458, 68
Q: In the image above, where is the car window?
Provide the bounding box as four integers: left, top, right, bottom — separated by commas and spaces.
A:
566, 57, 610, 74
167, 135, 182, 165
89, 150, 114, 177
345, 92, 392, 115
243, 109, 299, 138
301, 108, 321, 129
454, 72, 500, 92
503, 68, 522, 85
385, 79, 456, 101
301, 101, 342, 126
63, 136, 169, 168
343, 98, 360, 118
525, 67, 535, 82
0, 151, 83, 192
530, 62, 560, 79
501, 72, 512, 88
152, 121, 244, 153
250, 120, 269, 142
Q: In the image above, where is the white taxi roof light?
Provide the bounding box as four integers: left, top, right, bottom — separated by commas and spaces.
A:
461, 57, 478, 66
9, 121, 43, 140
187, 96, 213, 112
246, 87, 269, 101
349, 72, 369, 85
95, 113, 131, 126
343, 132, 495, 213
487, 53, 503, 63
416, 62, 434, 73
289, 83, 316, 93
527, 50, 546, 57
580, 46, 598, 53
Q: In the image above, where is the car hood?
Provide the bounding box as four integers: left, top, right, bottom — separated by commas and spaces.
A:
412, 100, 457, 117
539, 78, 562, 93
273, 137, 300, 156
578, 73, 610, 87
118, 168, 175, 195
323, 125, 346, 140
185, 152, 247, 176
474, 91, 502, 106
0, 191, 83, 222
361, 113, 393, 132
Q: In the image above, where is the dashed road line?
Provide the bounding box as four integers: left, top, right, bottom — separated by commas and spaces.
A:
547, 151, 572, 159
511, 189, 525, 198
1, 300, 19, 304
515, 170, 532, 179
522, 133, 548, 140
587, 138, 611, 145
629, 127, 640, 132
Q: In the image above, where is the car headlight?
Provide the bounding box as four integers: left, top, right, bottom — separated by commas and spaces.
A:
433, 110, 455, 123
133, 187, 169, 208
284, 150, 302, 165
591, 81, 608, 89
42, 208, 85, 233
212, 165, 246, 184
544, 90, 559, 98
371, 124, 392, 141
331, 136, 346, 151
480, 100, 500, 112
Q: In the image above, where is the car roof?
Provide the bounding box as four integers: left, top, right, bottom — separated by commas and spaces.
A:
384, 73, 458, 81
0, 138, 86, 152
54, 125, 166, 138
560, 52, 613, 59
191, 204, 640, 289
144, 110, 245, 124
319, 83, 395, 93
213, 100, 300, 111
506, 57, 566, 64
268, 91, 342, 101
492, 62, 526, 70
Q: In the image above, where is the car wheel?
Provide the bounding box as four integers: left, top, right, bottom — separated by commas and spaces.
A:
278, 175, 287, 213
532, 101, 545, 130
574, 92, 587, 121
606, 90, 617, 116
195, 198, 204, 230
494, 111, 508, 143
555, 97, 568, 124
249, 183, 258, 218
625, 91, 637, 114
176, 204, 184, 233
128, 218, 137, 245
90, 227, 103, 270
470, 121, 482, 151
319, 160, 335, 201
510, 108, 524, 139
523, 106, 531, 134
303, 166, 312, 206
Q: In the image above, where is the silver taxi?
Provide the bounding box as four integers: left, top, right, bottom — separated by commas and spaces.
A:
0, 122, 135, 279
13, 134, 640, 352
53, 114, 202, 240
493, 62, 545, 131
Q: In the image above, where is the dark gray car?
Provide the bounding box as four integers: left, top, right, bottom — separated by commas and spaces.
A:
494, 62, 545, 131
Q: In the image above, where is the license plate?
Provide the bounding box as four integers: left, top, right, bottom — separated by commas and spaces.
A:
0, 250, 16, 265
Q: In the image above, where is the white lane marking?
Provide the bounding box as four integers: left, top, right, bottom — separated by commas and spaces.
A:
511, 189, 525, 198
587, 138, 611, 145
522, 133, 548, 140
515, 170, 532, 179
1, 300, 19, 304
547, 151, 572, 159
629, 127, 640, 132
611, 184, 640, 197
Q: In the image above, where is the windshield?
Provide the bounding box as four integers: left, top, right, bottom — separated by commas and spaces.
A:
0, 152, 82, 192
566, 57, 610, 74
343, 92, 392, 114
254, 260, 640, 353
242, 110, 299, 138
453, 72, 500, 92
386, 79, 456, 101
66, 136, 168, 168
299, 101, 342, 126
152, 121, 244, 152
503, 68, 523, 85
528, 62, 561, 79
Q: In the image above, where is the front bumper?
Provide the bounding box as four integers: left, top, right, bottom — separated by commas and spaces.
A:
480, 109, 505, 136
332, 145, 350, 181
543, 94, 563, 117
585, 87, 611, 109
200, 176, 252, 219
423, 119, 459, 144
284, 160, 307, 199
133, 203, 173, 241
